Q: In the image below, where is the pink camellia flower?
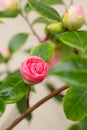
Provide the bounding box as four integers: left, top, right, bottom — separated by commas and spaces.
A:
0, 0, 17, 10
63, 5, 85, 30
20, 56, 48, 84
1, 47, 11, 59
47, 51, 59, 69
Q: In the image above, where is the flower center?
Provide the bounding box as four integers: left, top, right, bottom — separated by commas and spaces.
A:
31, 63, 44, 74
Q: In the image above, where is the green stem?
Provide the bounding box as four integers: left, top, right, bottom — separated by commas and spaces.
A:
26, 85, 31, 108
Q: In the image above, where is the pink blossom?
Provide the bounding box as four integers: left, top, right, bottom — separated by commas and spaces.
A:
47, 51, 59, 69
20, 56, 48, 84
63, 5, 85, 30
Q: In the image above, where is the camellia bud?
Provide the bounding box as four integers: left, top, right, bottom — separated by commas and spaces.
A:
47, 22, 65, 34
20, 56, 48, 84
63, 5, 85, 30
0, 0, 18, 10
1, 47, 11, 60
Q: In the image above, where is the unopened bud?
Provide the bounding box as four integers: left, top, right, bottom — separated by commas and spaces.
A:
47, 22, 65, 34
63, 5, 85, 30
1, 48, 11, 60
0, 0, 18, 11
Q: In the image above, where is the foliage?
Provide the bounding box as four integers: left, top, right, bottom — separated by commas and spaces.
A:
0, 0, 87, 130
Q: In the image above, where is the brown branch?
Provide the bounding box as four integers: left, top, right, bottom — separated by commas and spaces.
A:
70, 0, 74, 6
21, 13, 41, 42
5, 85, 68, 130
58, 93, 64, 97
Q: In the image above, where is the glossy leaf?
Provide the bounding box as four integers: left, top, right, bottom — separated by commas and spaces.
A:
32, 17, 51, 25
17, 97, 32, 121
38, 0, 64, 5
58, 31, 87, 52
64, 86, 87, 121
0, 98, 5, 116
30, 42, 54, 62
68, 124, 82, 130
49, 56, 87, 87
0, 74, 27, 104
28, 0, 62, 21
8, 33, 29, 53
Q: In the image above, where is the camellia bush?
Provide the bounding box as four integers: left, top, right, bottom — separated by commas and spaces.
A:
0, 0, 87, 130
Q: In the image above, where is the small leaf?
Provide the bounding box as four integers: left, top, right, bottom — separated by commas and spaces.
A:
0, 10, 19, 18
38, 0, 64, 5
68, 124, 82, 130
17, 97, 32, 121
64, 86, 87, 121
28, 0, 62, 21
8, 33, 29, 53
0, 98, 5, 116
30, 42, 54, 62
49, 56, 87, 87
0, 54, 5, 63
58, 31, 87, 53
24, 4, 31, 14
0, 74, 27, 104
32, 17, 51, 25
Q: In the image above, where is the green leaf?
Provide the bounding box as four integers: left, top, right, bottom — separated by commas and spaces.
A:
0, 54, 5, 63
17, 97, 32, 121
24, 4, 31, 14
49, 56, 87, 87
80, 118, 87, 130
28, 0, 61, 21
0, 74, 27, 104
37, 0, 64, 5
64, 86, 87, 121
57, 43, 74, 58
58, 31, 87, 53
0, 10, 19, 18
0, 98, 5, 116
32, 17, 51, 25
30, 42, 54, 62
8, 33, 29, 53
68, 124, 82, 130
